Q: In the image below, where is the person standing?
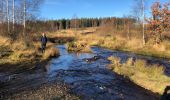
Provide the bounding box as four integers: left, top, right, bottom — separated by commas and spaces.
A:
41, 33, 47, 53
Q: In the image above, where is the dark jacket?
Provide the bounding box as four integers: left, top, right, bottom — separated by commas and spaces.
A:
41, 36, 47, 44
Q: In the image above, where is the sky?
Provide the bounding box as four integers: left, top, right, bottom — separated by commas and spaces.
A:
40, 0, 169, 20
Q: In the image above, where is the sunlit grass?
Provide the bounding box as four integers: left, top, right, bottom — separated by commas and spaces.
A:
70, 28, 170, 58
0, 36, 11, 46
66, 41, 91, 53
108, 56, 170, 94
1, 27, 170, 66
9, 50, 36, 61
46, 28, 169, 61
42, 47, 60, 60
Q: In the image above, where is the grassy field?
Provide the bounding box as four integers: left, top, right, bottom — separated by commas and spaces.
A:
66, 28, 170, 59
2, 27, 169, 62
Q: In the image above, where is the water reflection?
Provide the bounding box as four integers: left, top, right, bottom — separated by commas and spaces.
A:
46, 45, 95, 77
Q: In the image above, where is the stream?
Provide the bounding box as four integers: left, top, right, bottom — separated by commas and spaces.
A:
1, 45, 170, 100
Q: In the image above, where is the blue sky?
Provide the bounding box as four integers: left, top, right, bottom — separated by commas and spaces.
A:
40, 0, 169, 20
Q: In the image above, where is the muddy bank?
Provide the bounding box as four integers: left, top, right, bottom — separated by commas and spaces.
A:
0, 59, 78, 100
4, 82, 79, 100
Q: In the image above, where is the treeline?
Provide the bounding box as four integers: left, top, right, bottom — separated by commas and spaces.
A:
27, 17, 136, 32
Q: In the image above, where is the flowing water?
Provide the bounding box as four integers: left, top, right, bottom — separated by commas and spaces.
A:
1, 45, 170, 99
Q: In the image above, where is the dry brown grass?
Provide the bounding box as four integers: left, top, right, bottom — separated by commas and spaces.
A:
1, 27, 169, 66
0, 36, 35, 63
66, 41, 91, 53
0, 36, 11, 46
0, 34, 57, 63
108, 56, 170, 94
11, 41, 30, 51
17, 28, 170, 60
43, 47, 60, 60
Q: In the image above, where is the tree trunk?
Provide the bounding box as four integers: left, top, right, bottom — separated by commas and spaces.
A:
127, 23, 130, 40
0, 0, 3, 23
142, 0, 145, 45
23, 0, 26, 35
12, 0, 15, 31
6, 0, 9, 32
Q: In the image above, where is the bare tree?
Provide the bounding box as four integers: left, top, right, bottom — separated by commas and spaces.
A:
6, 0, 9, 32
12, 0, 15, 30
133, 0, 146, 45
0, 0, 4, 23
0, 0, 44, 36
23, 0, 26, 34
127, 17, 132, 40
142, 0, 145, 45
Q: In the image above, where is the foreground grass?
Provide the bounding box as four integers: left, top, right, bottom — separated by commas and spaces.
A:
108, 56, 170, 94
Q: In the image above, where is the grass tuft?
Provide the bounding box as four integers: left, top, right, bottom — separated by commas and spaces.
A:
9, 50, 36, 61
43, 47, 60, 60
108, 56, 170, 94
66, 41, 91, 53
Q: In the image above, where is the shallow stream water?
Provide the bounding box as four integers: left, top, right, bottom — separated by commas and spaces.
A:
1, 45, 169, 99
